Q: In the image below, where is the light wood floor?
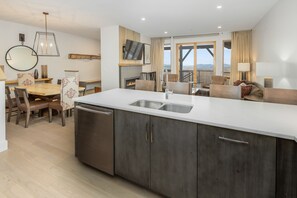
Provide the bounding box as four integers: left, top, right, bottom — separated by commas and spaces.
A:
1, 114, 160, 198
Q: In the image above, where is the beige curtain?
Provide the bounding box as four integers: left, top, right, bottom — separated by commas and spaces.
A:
230, 30, 252, 84
151, 38, 164, 91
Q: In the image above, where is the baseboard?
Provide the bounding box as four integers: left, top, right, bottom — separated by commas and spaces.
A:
0, 140, 8, 152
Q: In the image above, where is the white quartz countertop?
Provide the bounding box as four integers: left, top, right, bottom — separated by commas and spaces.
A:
74, 88, 297, 142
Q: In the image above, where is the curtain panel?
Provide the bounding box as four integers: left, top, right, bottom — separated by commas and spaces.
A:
151, 38, 164, 91
230, 30, 253, 84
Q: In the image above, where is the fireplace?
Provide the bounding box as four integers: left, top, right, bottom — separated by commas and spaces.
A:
119, 66, 142, 89
125, 76, 140, 89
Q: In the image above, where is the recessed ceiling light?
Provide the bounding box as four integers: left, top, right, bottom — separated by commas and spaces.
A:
141, 17, 146, 21
217, 5, 222, 9
164, 31, 168, 34
218, 26, 222, 29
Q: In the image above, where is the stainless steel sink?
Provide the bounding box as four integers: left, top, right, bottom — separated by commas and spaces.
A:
158, 103, 193, 113
130, 100, 164, 109
130, 100, 193, 113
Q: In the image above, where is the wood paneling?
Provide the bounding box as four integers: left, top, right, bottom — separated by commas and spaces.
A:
119, 26, 142, 66
198, 124, 276, 198
115, 110, 151, 188
276, 139, 297, 198
150, 116, 197, 198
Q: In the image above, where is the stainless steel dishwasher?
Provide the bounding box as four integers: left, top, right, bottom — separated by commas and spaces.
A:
75, 103, 114, 175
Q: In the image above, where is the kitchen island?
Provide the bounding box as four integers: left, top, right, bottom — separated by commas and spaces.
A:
74, 88, 297, 198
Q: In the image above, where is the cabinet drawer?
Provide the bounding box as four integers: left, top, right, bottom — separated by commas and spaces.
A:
198, 124, 276, 198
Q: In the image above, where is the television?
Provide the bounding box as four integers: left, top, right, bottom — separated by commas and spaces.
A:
123, 39, 143, 60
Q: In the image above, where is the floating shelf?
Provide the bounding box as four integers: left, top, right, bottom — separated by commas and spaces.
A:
118, 63, 143, 67
68, 53, 101, 60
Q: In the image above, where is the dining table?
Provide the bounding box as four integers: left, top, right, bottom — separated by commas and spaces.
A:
16, 83, 85, 97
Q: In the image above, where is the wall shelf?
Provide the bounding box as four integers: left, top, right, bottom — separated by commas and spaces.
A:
118, 63, 143, 67
68, 54, 101, 60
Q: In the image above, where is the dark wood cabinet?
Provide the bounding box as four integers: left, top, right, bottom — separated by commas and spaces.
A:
198, 124, 276, 198
114, 110, 150, 188
276, 139, 297, 198
150, 117, 197, 198
115, 111, 198, 197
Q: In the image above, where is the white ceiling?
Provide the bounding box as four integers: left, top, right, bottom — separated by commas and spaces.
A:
0, 0, 278, 40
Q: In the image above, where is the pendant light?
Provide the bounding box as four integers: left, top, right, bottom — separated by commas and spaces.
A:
33, 12, 60, 56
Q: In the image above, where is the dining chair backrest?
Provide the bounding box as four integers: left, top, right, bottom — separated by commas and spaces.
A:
211, 75, 226, 85
135, 80, 155, 91
79, 81, 87, 96
210, 84, 241, 100
17, 73, 35, 86
60, 77, 79, 110
5, 86, 12, 107
263, 88, 297, 105
65, 70, 79, 84
14, 88, 30, 109
166, 82, 190, 95
163, 74, 178, 82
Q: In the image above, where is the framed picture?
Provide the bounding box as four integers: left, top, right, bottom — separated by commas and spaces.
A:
143, 44, 151, 65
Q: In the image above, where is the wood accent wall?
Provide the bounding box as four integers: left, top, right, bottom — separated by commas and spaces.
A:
119, 26, 143, 66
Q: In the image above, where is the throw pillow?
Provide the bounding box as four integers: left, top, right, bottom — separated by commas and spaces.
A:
241, 85, 252, 98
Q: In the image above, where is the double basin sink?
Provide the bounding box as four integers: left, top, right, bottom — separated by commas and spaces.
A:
130, 100, 193, 114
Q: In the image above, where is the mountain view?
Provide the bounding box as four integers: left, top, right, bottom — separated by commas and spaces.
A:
164, 64, 231, 72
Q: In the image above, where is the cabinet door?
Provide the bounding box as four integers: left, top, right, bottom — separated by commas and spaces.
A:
115, 110, 150, 188
276, 139, 297, 198
150, 116, 197, 198
198, 124, 276, 198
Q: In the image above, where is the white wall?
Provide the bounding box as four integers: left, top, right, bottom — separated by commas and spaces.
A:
252, 0, 297, 88
101, 25, 120, 91
164, 32, 231, 75
0, 20, 101, 83
0, 80, 8, 152
141, 34, 152, 72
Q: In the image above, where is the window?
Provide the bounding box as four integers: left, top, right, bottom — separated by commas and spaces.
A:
164, 44, 171, 72
223, 41, 231, 76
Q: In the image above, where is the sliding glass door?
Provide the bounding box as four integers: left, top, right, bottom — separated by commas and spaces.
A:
177, 42, 215, 86
197, 43, 215, 85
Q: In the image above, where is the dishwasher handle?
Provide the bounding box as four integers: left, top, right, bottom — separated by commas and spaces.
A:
76, 105, 113, 116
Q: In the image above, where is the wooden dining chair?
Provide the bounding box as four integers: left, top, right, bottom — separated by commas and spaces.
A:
211, 75, 227, 85
17, 73, 35, 86
79, 81, 87, 96
210, 84, 241, 100
166, 82, 190, 95
135, 80, 155, 91
65, 70, 79, 84
49, 77, 79, 126
263, 88, 297, 105
14, 88, 49, 128
163, 74, 178, 82
5, 86, 18, 122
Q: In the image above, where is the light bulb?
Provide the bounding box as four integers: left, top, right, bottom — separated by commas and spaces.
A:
40, 42, 44, 47
50, 43, 53, 47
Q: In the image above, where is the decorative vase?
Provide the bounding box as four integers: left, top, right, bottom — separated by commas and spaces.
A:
34, 69, 39, 79
41, 65, 48, 78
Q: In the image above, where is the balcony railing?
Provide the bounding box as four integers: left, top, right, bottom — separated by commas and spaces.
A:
180, 70, 230, 85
